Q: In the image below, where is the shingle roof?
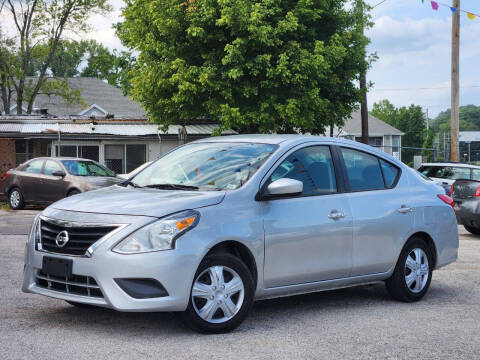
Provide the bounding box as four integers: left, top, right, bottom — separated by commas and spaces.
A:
341, 110, 404, 136
5, 78, 147, 118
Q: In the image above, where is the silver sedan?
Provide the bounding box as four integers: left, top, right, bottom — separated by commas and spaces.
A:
22, 135, 459, 333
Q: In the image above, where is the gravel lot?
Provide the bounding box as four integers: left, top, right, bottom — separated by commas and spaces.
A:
1, 209, 479, 359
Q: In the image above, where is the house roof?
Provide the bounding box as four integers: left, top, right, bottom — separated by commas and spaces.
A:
0, 120, 235, 137
459, 132, 480, 142
340, 111, 404, 136
4, 77, 147, 119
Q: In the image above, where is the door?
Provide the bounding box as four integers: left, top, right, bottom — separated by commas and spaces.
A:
339, 147, 414, 276
41, 160, 68, 203
19, 159, 45, 201
263, 145, 353, 288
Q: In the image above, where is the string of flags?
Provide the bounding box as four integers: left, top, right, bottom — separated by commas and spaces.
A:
423, 1, 480, 20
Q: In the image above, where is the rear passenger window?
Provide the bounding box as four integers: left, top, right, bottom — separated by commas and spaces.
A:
380, 160, 400, 188
24, 160, 44, 174
269, 146, 337, 196
340, 148, 384, 191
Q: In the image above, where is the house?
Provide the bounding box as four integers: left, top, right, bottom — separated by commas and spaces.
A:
0, 77, 403, 179
337, 111, 404, 160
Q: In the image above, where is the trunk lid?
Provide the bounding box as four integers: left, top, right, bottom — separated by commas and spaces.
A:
451, 179, 480, 199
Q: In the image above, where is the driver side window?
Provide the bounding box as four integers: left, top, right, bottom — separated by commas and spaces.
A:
269, 146, 337, 196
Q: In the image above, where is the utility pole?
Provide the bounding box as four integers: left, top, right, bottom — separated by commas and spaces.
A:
359, 0, 369, 145
451, 0, 460, 161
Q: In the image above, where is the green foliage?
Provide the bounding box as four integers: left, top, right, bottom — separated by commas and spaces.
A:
371, 99, 427, 163
430, 105, 480, 134
118, 0, 371, 132
81, 42, 137, 95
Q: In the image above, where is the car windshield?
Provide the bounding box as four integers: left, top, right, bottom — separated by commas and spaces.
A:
132, 142, 277, 190
61, 160, 115, 177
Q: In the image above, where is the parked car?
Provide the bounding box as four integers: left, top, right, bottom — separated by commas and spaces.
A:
22, 136, 458, 333
418, 162, 480, 193
118, 161, 152, 179
3, 157, 123, 210
450, 178, 480, 234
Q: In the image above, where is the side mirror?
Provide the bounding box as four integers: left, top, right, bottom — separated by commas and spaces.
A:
52, 170, 66, 178
261, 178, 303, 200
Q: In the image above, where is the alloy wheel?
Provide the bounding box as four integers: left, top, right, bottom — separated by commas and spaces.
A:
191, 265, 245, 324
10, 190, 20, 208
404, 248, 429, 293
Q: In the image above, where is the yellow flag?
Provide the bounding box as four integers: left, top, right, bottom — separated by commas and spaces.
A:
467, 12, 476, 20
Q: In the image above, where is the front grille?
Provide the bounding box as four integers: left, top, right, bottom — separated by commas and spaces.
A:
36, 270, 103, 298
39, 218, 117, 256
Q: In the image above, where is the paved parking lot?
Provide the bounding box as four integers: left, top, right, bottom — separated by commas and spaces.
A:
1, 209, 480, 359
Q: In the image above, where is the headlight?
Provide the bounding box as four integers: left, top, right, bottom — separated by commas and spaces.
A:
112, 210, 200, 254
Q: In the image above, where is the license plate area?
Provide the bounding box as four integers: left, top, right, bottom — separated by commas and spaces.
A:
42, 256, 72, 278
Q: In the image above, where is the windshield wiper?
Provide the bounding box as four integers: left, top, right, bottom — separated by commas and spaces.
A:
121, 179, 143, 188
144, 183, 199, 191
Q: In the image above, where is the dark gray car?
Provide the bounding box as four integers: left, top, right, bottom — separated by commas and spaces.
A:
2, 157, 123, 210
451, 178, 480, 234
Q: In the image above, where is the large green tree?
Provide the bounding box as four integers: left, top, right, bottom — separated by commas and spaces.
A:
118, 0, 371, 133
371, 99, 427, 163
0, 0, 111, 114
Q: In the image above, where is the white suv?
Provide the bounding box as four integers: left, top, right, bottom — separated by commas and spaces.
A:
418, 162, 480, 192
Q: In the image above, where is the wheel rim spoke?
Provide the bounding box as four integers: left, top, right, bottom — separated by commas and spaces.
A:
199, 300, 218, 321
405, 272, 416, 287
225, 276, 243, 296
192, 282, 213, 299
405, 255, 416, 271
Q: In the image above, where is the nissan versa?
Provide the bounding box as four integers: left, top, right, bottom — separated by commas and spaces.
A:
22, 135, 459, 333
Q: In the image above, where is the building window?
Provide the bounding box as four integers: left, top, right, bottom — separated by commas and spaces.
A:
15, 140, 33, 165
55, 145, 99, 161
392, 136, 401, 159
104, 144, 146, 174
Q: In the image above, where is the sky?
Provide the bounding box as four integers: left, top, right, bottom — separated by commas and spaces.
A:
2, 0, 480, 118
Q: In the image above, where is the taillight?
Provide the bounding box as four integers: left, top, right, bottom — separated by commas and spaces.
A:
2, 173, 8, 181
437, 194, 455, 214
475, 186, 480, 197
449, 184, 453, 195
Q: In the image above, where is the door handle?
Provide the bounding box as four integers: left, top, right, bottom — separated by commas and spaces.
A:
397, 205, 414, 214
328, 211, 345, 220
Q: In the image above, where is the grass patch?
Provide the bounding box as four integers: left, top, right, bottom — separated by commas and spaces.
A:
0, 202, 10, 211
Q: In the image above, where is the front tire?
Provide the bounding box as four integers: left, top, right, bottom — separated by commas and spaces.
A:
67, 189, 80, 197
8, 187, 25, 210
181, 254, 254, 334
464, 225, 480, 235
386, 237, 433, 302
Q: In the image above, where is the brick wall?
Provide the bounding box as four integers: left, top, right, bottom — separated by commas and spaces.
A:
0, 139, 16, 180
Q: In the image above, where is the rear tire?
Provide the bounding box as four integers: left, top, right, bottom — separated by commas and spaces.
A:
181, 254, 254, 334
464, 225, 480, 235
8, 187, 25, 210
385, 237, 433, 302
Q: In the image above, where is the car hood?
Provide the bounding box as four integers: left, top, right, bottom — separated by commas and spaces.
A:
51, 185, 226, 217
81, 176, 124, 187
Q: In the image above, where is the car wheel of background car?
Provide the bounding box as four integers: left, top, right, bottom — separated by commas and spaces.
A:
385, 236, 433, 302
8, 187, 25, 210
65, 301, 98, 309
67, 189, 80, 197
181, 253, 254, 334
464, 225, 480, 235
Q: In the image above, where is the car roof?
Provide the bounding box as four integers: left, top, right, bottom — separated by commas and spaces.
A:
27, 157, 96, 162
421, 162, 480, 169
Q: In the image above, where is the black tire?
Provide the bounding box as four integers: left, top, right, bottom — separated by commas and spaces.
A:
66, 301, 97, 309
464, 225, 480, 235
67, 189, 80, 197
8, 187, 25, 210
386, 237, 433, 302
181, 254, 254, 334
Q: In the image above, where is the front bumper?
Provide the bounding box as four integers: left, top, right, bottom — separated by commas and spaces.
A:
22, 208, 202, 312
